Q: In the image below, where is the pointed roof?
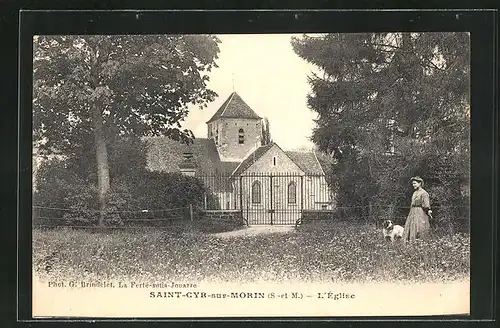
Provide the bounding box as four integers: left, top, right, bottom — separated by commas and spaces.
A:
206, 92, 262, 123
230, 142, 276, 177
285, 151, 325, 175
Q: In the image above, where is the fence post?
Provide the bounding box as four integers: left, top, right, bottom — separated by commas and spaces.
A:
239, 176, 243, 212
368, 201, 373, 225
269, 174, 273, 225
189, 204, 193, 221
300, 175, 304, 223
300, 175, 304, 212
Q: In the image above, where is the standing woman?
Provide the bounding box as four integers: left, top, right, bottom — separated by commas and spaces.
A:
402, 176, 433, 242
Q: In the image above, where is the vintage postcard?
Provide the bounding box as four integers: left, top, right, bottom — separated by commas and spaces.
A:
32, 33, 470, 318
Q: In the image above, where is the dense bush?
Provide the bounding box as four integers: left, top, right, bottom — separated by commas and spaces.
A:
111, 171, 207, 211
33, 157, 87, 209
33, 141, 216, 226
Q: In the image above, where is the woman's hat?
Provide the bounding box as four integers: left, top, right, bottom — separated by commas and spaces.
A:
410, 176, 424, 184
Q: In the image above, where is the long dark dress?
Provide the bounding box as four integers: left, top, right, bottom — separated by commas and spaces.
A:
402, 188, 431, 242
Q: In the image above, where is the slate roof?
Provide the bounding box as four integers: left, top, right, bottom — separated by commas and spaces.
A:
220, 161, 240, 175
206, 92, 262, 123
145, 137, 222, 175
145, 137, 238, 192
284, 151, 325, 175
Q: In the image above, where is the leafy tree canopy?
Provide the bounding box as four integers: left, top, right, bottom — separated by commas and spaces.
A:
292, 33, 470, 226
34, 35, 221, 156
292, 32, 469, 159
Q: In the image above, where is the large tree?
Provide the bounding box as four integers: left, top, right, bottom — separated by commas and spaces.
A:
292, 33, 470, 222
34, 35, 220, 225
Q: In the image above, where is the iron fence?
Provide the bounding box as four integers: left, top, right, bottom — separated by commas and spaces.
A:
197, 173, 334, 225
31, 171, 470, 233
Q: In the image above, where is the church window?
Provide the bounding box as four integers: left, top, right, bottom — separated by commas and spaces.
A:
238, 128, 245, 144
273, 156, 276, 166
288, 181, 297, 204
251, 181, 261, 204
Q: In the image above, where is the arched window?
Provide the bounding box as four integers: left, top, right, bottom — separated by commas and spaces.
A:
238, 128, 245, 144
251, 181, 261, 204
288, 181, 297, 204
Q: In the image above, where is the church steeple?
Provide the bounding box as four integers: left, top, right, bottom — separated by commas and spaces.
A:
206, 92, 262, 124
206, 92, 263, 162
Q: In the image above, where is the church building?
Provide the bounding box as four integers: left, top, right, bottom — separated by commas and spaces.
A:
146, 92, 333, 225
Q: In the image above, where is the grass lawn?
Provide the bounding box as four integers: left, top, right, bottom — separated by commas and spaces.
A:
33, 221, 470, 284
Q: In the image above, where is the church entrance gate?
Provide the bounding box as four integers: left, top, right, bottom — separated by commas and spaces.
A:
239, 173, 304, 225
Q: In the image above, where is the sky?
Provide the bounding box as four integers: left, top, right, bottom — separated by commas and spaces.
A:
182, 34, 323, 151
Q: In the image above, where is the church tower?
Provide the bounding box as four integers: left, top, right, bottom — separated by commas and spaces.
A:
206, 92, 263, 162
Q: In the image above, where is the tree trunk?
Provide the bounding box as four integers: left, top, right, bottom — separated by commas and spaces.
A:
91, 101, 110, 226
88, 40, 110, 227
367, 156, 374, 221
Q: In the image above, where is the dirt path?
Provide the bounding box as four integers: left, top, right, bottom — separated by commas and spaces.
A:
210, 225, 296, 238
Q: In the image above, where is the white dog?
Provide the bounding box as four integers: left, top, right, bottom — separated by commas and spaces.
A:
382, 220, 404, 242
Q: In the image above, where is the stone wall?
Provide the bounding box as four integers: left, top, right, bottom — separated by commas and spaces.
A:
209, 117, 262, 161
